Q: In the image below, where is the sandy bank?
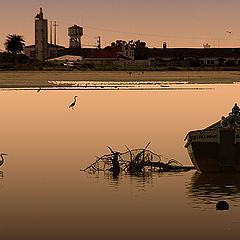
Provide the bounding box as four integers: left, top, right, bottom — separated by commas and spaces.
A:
0, 71, 239, 88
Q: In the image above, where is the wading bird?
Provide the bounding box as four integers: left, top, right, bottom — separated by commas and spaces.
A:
0, 153, 8, 167
69, 96, 78, 110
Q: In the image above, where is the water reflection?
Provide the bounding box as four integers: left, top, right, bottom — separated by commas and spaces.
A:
47, 80, 213, 91
89, 171, 184, 193
85, 171, 156, 192
103, 171, 121, 191
187, 172, 240, 207
128, 172, 154, 192
0, 171, 4, 190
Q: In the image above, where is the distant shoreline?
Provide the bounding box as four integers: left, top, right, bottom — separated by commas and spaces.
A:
2, 65, 240, 72
0, 71, 239, 89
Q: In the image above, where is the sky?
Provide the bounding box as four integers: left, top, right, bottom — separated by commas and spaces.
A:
1, 0, 240, 51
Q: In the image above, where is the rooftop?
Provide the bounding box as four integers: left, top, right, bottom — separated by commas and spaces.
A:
135, 48, 240, 59
48, 55, 83, 62
87, 45, 131, 59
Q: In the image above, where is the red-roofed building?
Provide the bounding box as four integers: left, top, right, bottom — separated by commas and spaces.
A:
84, 43, 135, 66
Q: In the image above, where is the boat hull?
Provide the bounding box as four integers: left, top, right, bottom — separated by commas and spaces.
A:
186, 129, 240, 172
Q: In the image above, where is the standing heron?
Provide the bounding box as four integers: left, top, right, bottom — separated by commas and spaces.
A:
69, 96, 78, 110
0, 153, 7, 167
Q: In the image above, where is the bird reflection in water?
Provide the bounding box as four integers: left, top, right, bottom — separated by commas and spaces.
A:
0, 153, 8, 186
186, 171, 240, 207
0, 153, 7, 185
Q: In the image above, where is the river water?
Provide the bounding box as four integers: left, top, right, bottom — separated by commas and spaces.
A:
0, 74, 240, 239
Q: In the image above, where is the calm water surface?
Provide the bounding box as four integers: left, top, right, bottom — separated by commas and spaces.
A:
0, 80, 240, 239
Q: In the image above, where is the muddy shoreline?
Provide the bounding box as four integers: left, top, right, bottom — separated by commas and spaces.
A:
0, 71, 239, 88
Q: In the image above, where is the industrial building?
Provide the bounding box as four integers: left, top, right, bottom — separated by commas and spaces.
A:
24, 8, 65, 61
23, 8, 240, 67
135, 47, 240, 67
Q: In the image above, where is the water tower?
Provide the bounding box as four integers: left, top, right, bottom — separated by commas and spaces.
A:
68, 25, 83, 49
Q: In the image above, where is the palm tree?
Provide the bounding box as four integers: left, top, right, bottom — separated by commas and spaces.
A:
4, 34, 25, 54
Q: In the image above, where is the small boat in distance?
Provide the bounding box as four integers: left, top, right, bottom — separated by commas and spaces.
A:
185, 104, 240, 172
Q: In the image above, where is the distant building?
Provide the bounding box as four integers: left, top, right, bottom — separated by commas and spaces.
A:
60, 48, 97, 58
135, 48, 240, 66
85, 43, 134, 64
35, 7, 48, 61
47, 55, 83, 64
24, 8, 65, 61
163, 42, 167, 49
84, 43, 149, 67
68, 25, 83, 49
203, 43, 211, 49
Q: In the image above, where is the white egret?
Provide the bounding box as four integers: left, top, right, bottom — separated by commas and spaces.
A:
69, 96, 78, 110
0, 153, 8, 167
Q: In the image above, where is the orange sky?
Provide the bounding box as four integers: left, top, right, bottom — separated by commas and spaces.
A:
1, 0, 240, 50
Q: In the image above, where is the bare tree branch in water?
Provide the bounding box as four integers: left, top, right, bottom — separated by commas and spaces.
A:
81, 143, 194, 175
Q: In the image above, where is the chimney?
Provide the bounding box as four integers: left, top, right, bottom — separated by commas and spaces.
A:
54, 21, 57, 45
50, 21, 52, 44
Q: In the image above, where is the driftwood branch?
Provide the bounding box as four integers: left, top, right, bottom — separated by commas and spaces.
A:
81, 142, 195, 174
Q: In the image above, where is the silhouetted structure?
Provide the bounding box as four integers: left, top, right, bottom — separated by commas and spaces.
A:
24, 8, 65, 60
68, 25, 83, 49
135, 48, 240, 66
35, 8, 48, 61
60, 48, 96, 58
84, 42, 135, 66
163, 41, 167, 49
97, 36, 101, 49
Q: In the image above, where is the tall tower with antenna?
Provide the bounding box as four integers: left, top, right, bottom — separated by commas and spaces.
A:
35, 8, 48, 61
68, 25, 83, 49
24, 7, 65, 60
